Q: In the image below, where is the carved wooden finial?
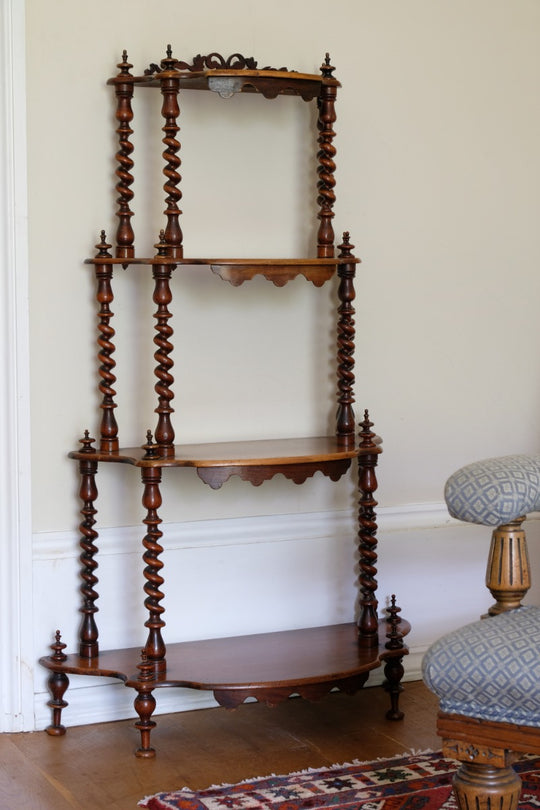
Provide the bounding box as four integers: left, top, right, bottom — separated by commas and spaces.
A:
142, 430, 159, 459
117, 50, 133, 76
137, 649, 155, 683
320, 52, 336, 78
359, 410, 376, 449
50, 630, 68, 662
385, 595, 404, 650
161, 44, 176, 70
79, 430, 96, 453
338, 231, 355, 258
154, 230, 168, 258
95, 230, 112, 258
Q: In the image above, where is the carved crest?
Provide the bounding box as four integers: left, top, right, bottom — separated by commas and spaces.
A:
144, 50, 288, 76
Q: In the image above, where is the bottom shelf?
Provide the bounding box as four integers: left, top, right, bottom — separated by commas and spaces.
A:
40, 620, 409, 709
41, 620, 409, 756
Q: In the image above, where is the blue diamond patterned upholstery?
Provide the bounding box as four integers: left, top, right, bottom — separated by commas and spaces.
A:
423, 606, 540, 725
444, 454, 540, 526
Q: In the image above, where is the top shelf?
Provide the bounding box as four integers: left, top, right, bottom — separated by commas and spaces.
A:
107, 51, 340, 101
83, 256, 360, 287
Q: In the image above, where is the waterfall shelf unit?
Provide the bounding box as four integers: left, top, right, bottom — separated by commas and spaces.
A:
40, 48, 409, 758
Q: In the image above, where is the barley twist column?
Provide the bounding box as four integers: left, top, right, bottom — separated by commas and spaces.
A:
141, 466, 166, 670
336, 232, 356, 444
316, 54, 338, 257
112, 51, 135, 259
160, 46, 183, 257
357, 411, 380, 647
77, 431, 100, 658
153, 232, 175, 456
94, 232, 119, 453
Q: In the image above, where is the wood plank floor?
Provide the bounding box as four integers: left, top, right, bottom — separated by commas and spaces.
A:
0, 680, 441, 810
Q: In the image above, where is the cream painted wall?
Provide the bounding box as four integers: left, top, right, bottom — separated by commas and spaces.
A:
27, 0, 540, 534
24, 0, 540, 729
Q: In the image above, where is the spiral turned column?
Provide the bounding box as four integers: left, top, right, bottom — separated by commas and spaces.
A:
94, 232, 119, 453
160, 46, 183, 258
141, 466, 166, 670
77, 432, 100, 658
112, 51, 135, 259
153, 233, 175, 456
336, 232, 356, 444
316, 54, 338, 258
357, 411, 380, 647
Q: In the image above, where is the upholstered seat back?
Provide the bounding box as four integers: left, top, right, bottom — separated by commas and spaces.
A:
445, 454, 540, 527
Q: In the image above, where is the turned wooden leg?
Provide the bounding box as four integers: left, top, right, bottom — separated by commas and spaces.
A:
383, 656, 404, 721
452, 762, 522, 810
133, 688, 157, 758
485, 518, 530, 616
46, 671, 70, 736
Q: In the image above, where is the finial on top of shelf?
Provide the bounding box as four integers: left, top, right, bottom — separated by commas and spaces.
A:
161, 45, 177, 71
385, 595, 404, 651
359, 410, 376, 449
95, 230, 112, 258
117, 50, 133, 76
320, 52, 336, 78
79, 430, 96, 453
50, 630, 68, 662
142, 430, 159, 459
137, 649, 155, 683
338, 231, 355, 258
154, 230, 168, 257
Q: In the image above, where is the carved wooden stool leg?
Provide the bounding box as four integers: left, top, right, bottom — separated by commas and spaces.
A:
452, 761, 522, 810
485, 517, 530, 616
46, 671, 70, 736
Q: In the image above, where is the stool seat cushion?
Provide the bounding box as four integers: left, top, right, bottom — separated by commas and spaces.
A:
423, 606, 540, 726
445, 454, 540, 526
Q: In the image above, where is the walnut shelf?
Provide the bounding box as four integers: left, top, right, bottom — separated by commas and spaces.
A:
40, 620, 410, 712
84, 256, 350, 287
41, 47, 409, 759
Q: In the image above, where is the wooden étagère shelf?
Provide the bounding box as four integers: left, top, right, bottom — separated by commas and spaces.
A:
40, 46, 409, 758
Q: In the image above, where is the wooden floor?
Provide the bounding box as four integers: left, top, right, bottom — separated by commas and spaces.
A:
0, 680, 440, 810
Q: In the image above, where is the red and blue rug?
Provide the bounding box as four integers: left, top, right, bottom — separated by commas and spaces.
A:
139, 750, 540, 810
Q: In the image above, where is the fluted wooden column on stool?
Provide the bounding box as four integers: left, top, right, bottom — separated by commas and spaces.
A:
484, 517, 530, 616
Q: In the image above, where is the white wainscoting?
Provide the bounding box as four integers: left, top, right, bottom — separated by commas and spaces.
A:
33, 504, 540, 730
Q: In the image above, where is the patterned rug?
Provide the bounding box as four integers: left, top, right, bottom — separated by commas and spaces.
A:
139, 750, 540, 810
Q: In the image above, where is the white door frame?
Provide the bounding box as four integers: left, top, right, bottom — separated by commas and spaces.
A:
0, 0, 34, 732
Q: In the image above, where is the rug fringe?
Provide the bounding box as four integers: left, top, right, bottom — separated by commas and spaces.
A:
138, 747, 440, 804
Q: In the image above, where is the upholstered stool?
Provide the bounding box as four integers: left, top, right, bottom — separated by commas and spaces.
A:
423, 454, 540, 810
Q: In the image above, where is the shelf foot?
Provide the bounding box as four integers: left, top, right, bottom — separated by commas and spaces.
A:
45, 670, 70, 736
133, 688, 157, 759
